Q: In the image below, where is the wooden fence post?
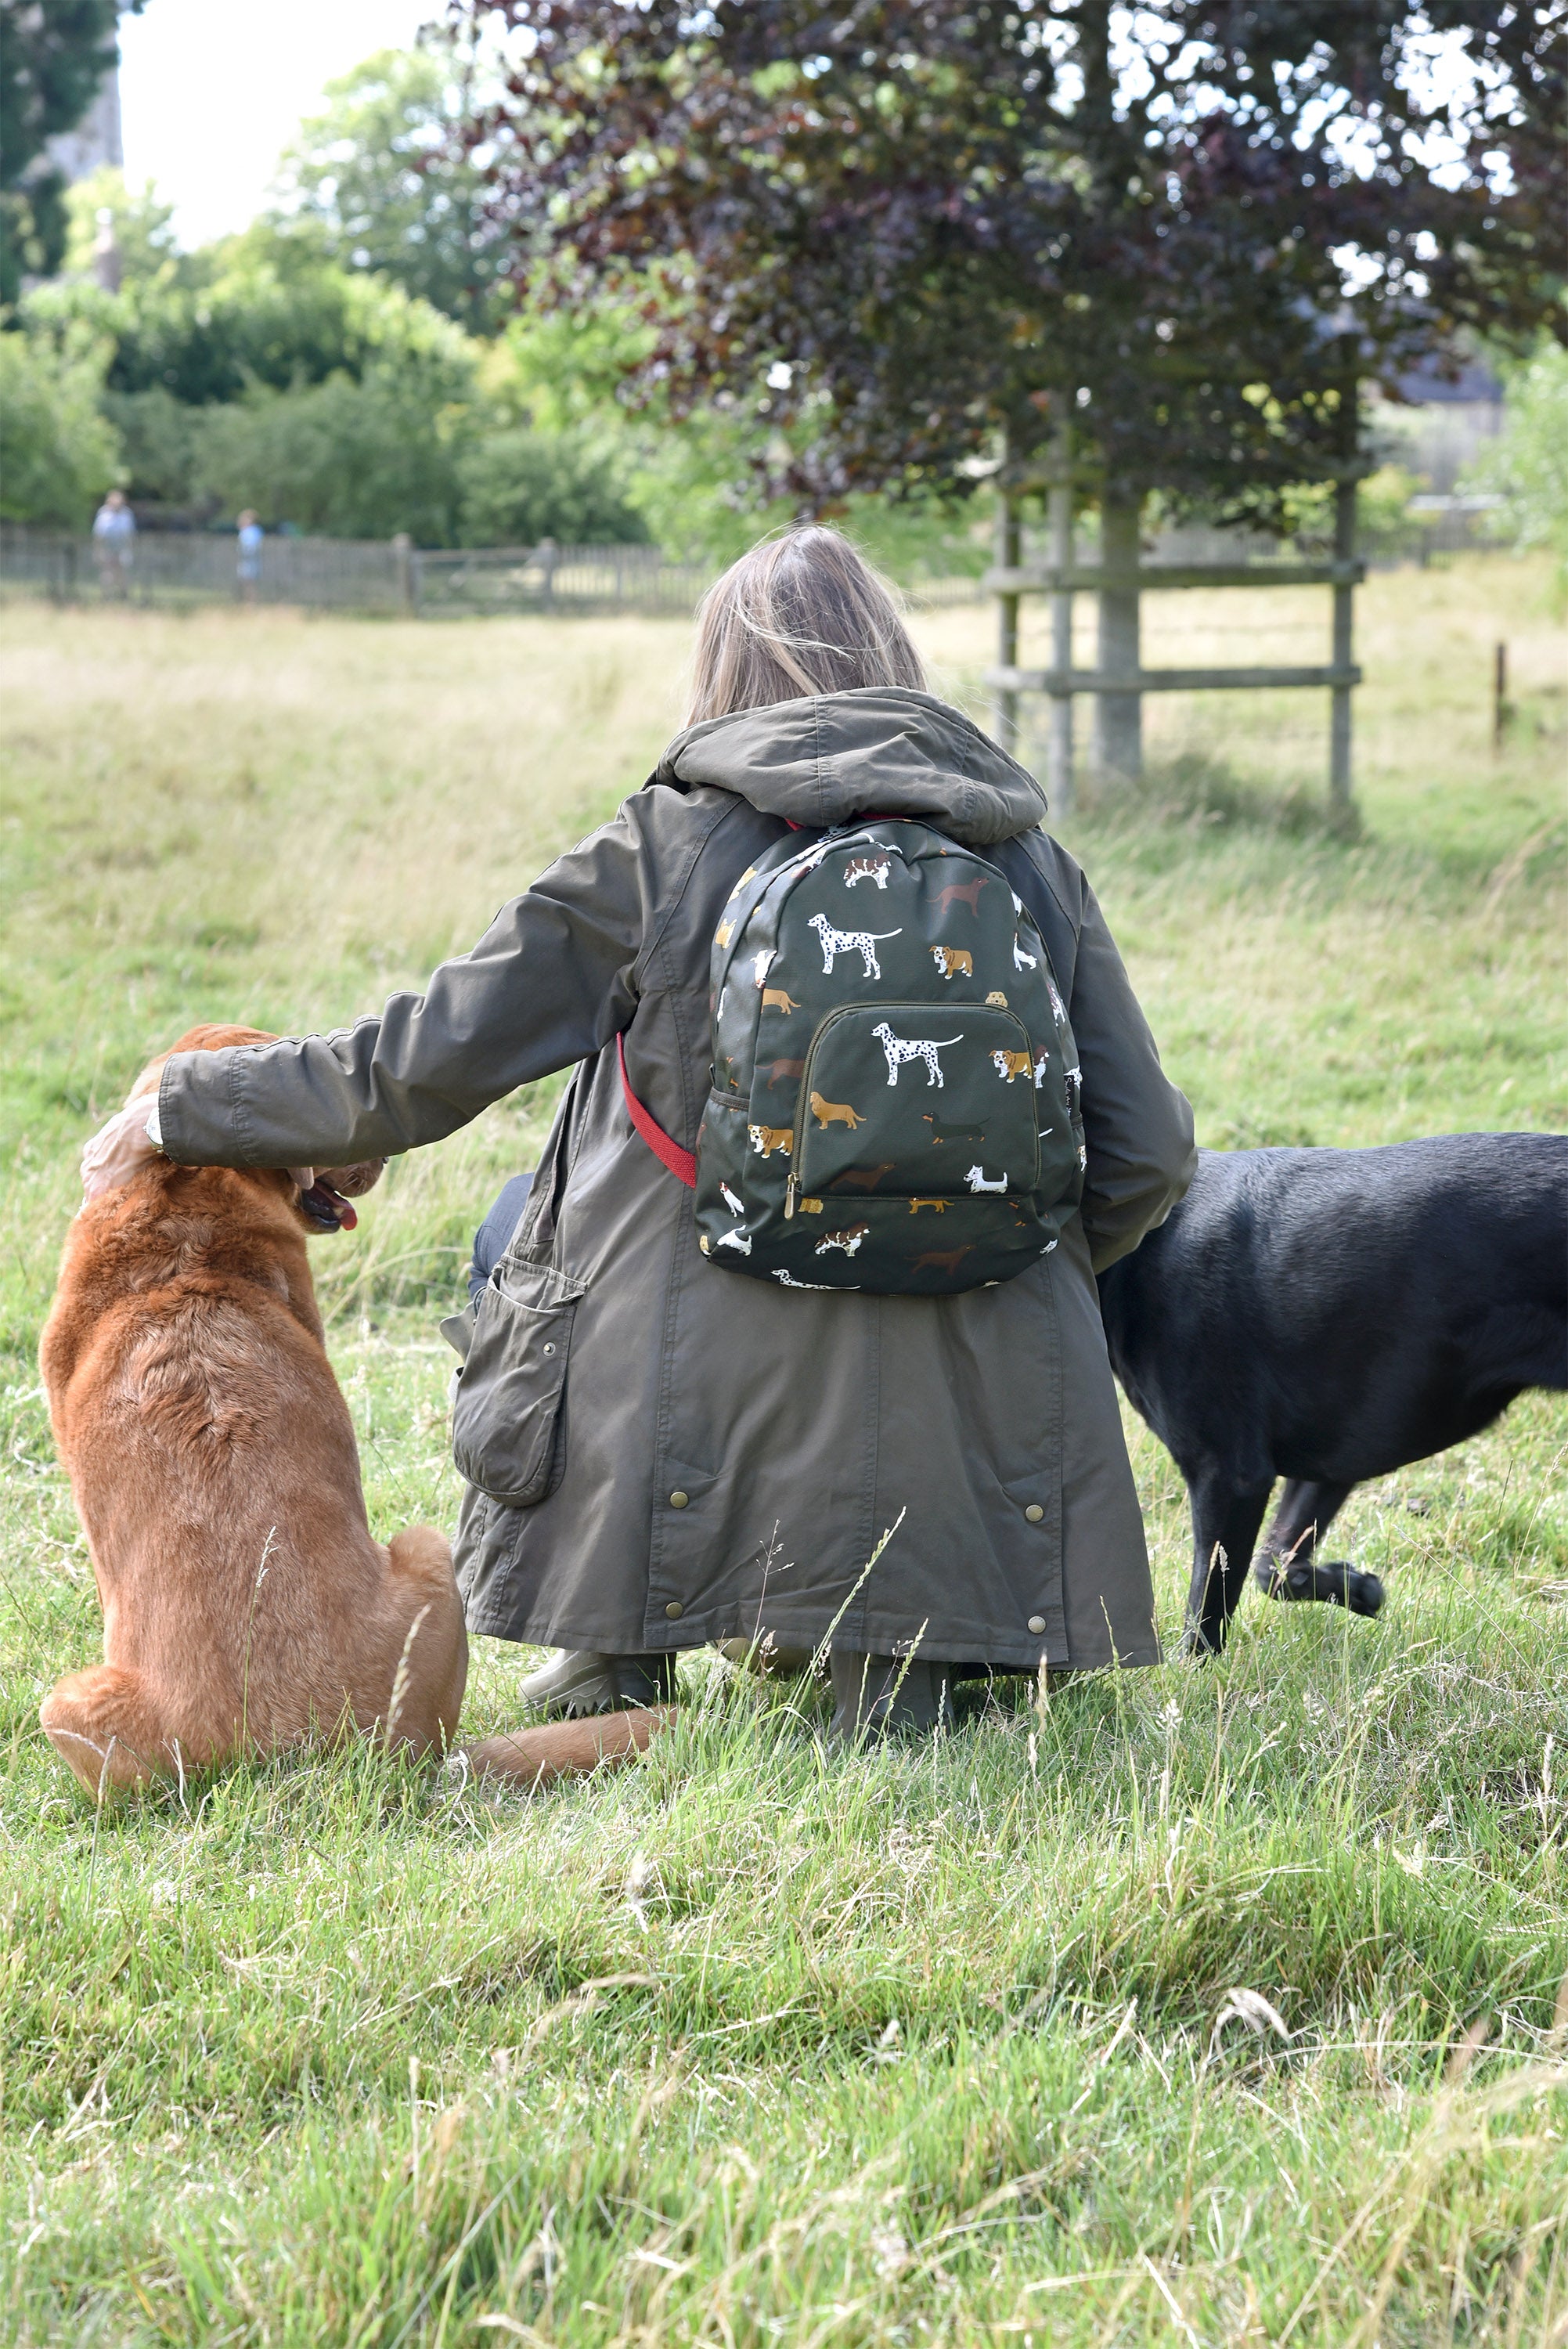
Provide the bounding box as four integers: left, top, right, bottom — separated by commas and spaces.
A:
1094, 487, 1143, 781
1328, 478, 1356, 816
391, 532, 416, 617
1045, 417, 1073, 809
992, 477, 1021, 756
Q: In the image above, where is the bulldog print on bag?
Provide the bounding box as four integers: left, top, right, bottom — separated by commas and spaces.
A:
690, 821, 1086, 1294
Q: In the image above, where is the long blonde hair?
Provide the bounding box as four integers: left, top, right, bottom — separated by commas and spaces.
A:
685, 526, 926, 725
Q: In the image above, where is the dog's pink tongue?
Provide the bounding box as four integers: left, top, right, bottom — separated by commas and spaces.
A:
335, 1198, 358, 1230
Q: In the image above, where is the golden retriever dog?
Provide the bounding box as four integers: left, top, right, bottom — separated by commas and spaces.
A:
38, 1025, 469, 1797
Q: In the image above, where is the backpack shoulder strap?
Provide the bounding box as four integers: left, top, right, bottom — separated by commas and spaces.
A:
618, 1034, 697, 1189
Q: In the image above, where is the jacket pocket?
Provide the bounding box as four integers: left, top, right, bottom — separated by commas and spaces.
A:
450, 1259, 586, 1507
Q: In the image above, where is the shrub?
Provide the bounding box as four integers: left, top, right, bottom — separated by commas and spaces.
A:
0, 327, 121, 525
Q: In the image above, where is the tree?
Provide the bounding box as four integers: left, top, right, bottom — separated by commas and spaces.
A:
0, 0, 143, 306
272, 45, 507, 332
0, 325, 120, 522
1468, 337, 1568, 600
459, 1, 1566, 521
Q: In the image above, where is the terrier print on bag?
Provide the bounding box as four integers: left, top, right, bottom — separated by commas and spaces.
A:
843, 855, 892, 889
935, 878, 988, 917
809, 913, 901, 980
831, 1163, 896, 1193
748, 1124, 794, 1157
966, 1165, 1008, 1194
931, 947, 974, 979
809, 1092, 866, 1131
720, 1181, 744, 1215
716, 1229, 752, 1254
762, 987, 800, 1016
874, 1023, 963, 1088
752, 951, 776, 987
815, 1224, 870, 1257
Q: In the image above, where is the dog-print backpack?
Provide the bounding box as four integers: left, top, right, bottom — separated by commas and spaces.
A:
623, 820, 1085, 1294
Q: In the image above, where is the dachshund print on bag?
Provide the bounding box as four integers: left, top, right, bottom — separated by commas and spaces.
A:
762, 987, 800, 1016
831, 1163, 896, 1193
809, 1092, 866, 1132
843, 855, 892, 889
931, 946, 974, 980
765, 1057, 806, 1088
935, 878, 987, 917
809, 913, 901, 980
874, 1023, 963, 1088
1012, 937, 1038, 972
748, 1124, 794, 1157
966, 1166, 1008, 1194
923, 1113, 987, 1146
914, 1244, 975, 1276
908, 1197, 950, 1214
815, 1224, 870, 1257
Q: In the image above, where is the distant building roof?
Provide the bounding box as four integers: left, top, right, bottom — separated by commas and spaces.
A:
1393, 357, 1504, 406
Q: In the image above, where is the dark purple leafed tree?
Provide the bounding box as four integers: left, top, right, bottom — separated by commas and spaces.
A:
455, 0, 1566, 520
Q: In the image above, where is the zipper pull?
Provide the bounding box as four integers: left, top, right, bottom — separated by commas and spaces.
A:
785, 1174, 798, 1220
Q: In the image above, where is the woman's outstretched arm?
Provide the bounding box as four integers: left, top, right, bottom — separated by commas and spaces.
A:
153, 789, 680, 1173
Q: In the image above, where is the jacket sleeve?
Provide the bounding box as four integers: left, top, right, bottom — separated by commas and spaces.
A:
157, 792, 675, 1170
1069, 882, 1197, 1274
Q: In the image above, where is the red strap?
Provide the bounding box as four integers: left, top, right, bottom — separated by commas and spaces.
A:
618, 1034, 697, 1189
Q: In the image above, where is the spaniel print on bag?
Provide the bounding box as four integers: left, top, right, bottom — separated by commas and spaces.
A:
692, 820, 1084, 1293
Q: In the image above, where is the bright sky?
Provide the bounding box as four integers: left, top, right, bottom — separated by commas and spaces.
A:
117, 0, 443, 248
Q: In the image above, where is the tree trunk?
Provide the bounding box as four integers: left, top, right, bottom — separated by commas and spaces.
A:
1094, 489, 1142, 782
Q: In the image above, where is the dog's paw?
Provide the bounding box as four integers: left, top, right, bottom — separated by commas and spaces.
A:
1253, 1557, 1385, 1616
1342, 1565, 1386, 1617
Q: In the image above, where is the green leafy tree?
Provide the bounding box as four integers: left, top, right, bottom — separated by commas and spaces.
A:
1469, 340, 1568, 599
0, 0, 144, 306
0, 324, 120, 521
272, 45, 506, 332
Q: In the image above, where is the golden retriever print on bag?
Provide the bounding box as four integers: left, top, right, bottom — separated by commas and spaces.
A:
810, 1092, 865, 1131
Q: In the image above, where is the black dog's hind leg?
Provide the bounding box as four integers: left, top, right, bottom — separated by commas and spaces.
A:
1251, 1479, 1384, 1617
1182, 1474, 1274, 1657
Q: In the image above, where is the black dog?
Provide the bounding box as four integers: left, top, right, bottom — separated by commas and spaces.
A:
1097, 1135, 1568, 1654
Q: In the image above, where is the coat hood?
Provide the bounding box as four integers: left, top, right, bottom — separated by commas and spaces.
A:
657, 687, 1047, 848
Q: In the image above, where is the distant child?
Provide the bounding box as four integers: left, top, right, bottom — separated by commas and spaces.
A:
92, 490, 135, 598
236, 511, 263, 604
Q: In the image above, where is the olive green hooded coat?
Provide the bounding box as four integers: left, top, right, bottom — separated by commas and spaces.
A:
157, 689, 1196, 1672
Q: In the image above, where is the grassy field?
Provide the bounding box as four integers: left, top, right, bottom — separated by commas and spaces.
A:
0, 556, 1565, 2346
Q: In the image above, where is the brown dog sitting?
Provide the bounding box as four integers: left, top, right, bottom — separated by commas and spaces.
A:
38, 1023, 469, 1797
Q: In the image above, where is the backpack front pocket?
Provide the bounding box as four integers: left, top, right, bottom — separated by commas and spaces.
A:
791, 1003, 1045, 1206
450, 1258, 586, 1507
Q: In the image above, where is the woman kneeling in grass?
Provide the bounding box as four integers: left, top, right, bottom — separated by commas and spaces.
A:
82, 528, 1195, 1745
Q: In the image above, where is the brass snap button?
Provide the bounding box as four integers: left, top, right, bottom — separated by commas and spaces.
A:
1025, 1503, 1044, 1524
669, 1490, 689, 1509
542, 1342, 555, 1357
1027, 1614, 1047, 1635
665, 1601, 684, 1619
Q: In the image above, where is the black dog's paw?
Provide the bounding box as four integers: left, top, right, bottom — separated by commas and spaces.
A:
1342, 1565, 1385, 1616
1177, 1620, 1227, 1661
1253, 1557, 1385, 1616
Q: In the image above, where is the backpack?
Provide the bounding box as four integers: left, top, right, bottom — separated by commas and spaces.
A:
653, 819, 1084, 1294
